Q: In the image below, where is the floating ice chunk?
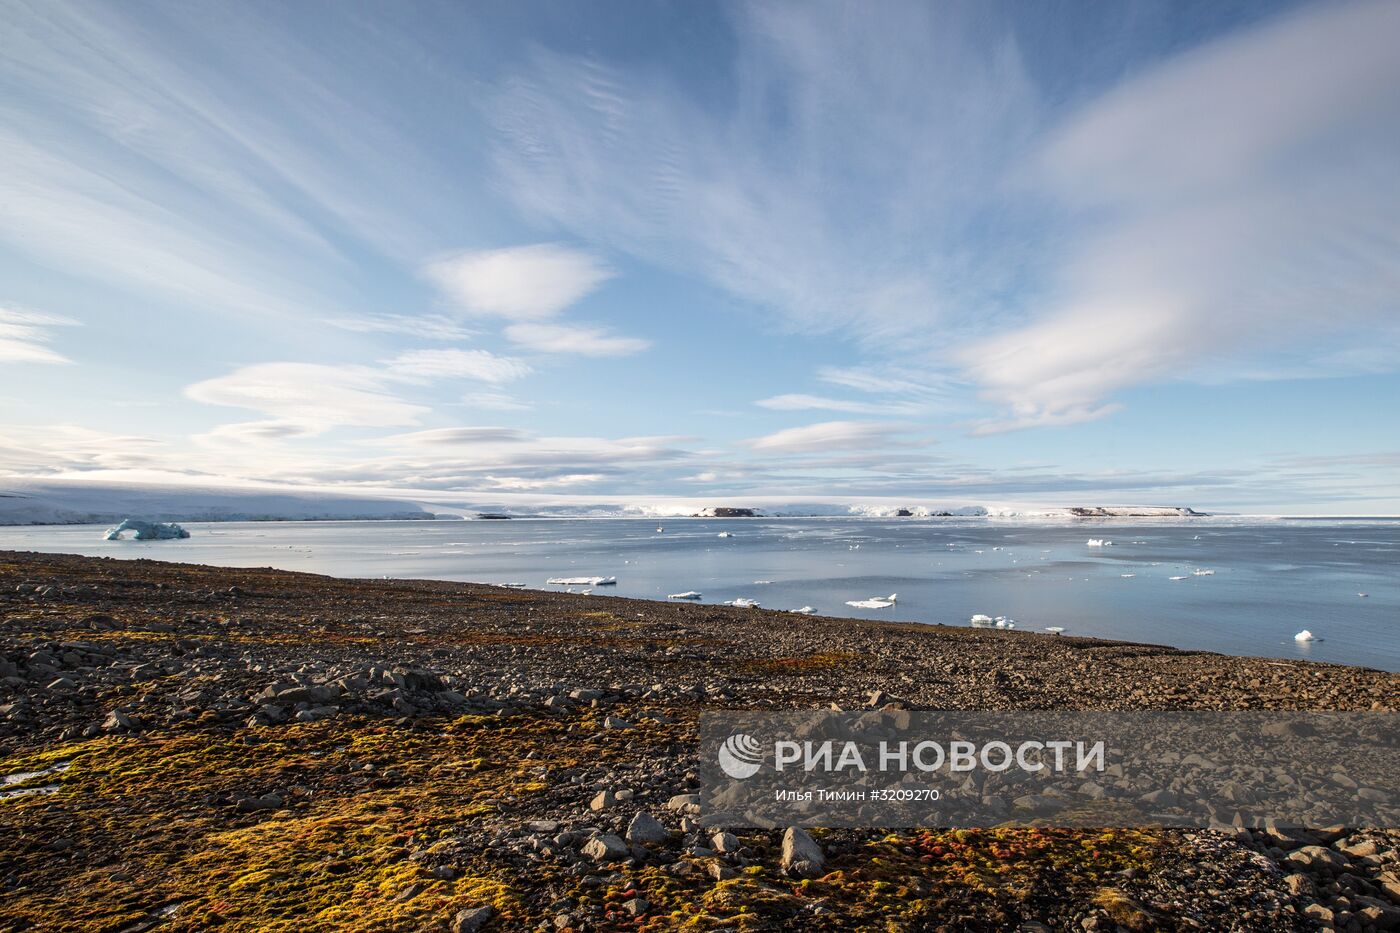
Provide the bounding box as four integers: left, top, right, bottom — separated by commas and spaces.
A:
969, 614, 995, 627
1191, 569, 1215, 576
1045, 626, 1066, 635
547, 576, 617, 586
753, 580, 773, 585
668, 591, 702, 600
789, 606, 818, 614
1168, 575, 1188, 581
104, 519, 190, 541
656, 526, 664, 533
1358, 593, 1368, 598
1294, 629, 1319, 642
1120, 573, 1136, 578
725, 597, 761, 608
846, 593, 897, 609
1086, 539, 1112, 547
717, 532, 734, 538
994, 617, 1015, 629
499, 583, 527, 589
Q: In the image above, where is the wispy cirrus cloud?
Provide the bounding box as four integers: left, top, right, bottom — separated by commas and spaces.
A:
0, 306, 79, 364
382, 348, 531, 384
745, 420, 924, 454
503, 322, 650, 357
960, 0, 1400, 429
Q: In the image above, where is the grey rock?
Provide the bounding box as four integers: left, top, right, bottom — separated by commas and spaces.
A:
581, 834, 628, 862
781, 826, 825, 878
625, 812, 669, 846
451, 905, 493, 932
589, 790, 617, 812
711, 831, 740, 854
1286, 845, 1348, 872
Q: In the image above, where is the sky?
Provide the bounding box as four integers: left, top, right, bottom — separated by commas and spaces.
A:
2, 0, 1400, 514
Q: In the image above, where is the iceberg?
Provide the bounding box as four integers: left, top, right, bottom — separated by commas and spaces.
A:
846, 594, 897, 609
969, 614, 995, 627
1086, 539, 1112, 547
667, 591, 702, 600
789, 606, 818, 614
717, 532, 734, 538
725, 597, 761, 608
1294, 629, 1319, 642
546, 576, 617, 586
104, 519, 190, 541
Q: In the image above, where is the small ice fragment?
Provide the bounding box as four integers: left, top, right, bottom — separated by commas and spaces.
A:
1169, 575, 1188, 581
725, 597, 760, 608
1294, 629, 1319, 642
1191, 568, 1215, 576
1120, 573, 1136, 578
1358, 593, 1368, 598
668, 591, 702, 600
790, 606, 818, 615
499, 583, 527, 589
1086, 539, 1112, 547
969, 614, 994, 626
1045, 626, 1066, 635
717, 532, 733, 538
656, 526, 664, 533
994, 617, 1015, 629
547, 576, 617, 586
846, 593, 897, 609
753, 580, 773, 585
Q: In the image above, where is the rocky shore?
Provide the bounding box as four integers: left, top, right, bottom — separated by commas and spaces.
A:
1, 550, 1396, 932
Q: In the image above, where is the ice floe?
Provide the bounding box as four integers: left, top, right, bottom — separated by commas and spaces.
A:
1294, 629, 1319, 642
789, 606, 818, 614
104, 519, 190, 541
499, 583, 528, 589
546, 576, 617, 586
1086, 538, 1112, 547
1191, 568, 1215, 576
668, 591, 702, 600
725, 597, 761, 608
845, 593, 897, 609
717, 532, 734, 538
1120, 573, 1136, 578
1169, 575, 1188, 581
1045, 626, 1066, 635
969, 614, 995, 627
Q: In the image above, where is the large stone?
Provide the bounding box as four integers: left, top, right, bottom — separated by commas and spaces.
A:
582, 834, 629, 862
665, 794, 702, 813
1285, 845, 1348, 872
589, 790, 617, 812
451, 905, 493, 933
780, 827, 825, 878
625, 812, 669, 846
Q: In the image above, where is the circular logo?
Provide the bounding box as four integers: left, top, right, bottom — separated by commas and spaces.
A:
718, 733, 763, 779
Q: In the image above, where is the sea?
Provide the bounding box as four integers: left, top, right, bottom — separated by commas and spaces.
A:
1, 517, 1397, 672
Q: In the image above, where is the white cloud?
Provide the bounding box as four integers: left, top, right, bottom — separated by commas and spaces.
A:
185, 363, 427, 430
745, 420, 920, 454
503, 322, 650, 356
0, 306, 78, 365
461, 391, 533, 411
381, 427, 529, 446
424, 244, 613, 319
755, 393, 920, 416
382, 348, 531, 383
322, 314, 474, 341
961, 0, 1400, 428
196, 421, 319, 443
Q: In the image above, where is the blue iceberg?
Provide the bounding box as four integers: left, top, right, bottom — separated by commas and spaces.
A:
104, 519, 191, 541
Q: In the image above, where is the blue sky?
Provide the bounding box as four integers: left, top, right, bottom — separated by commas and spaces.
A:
2, 0, 1399, 513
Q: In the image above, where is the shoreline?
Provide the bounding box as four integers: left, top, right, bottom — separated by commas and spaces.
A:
2, 550, 1396, 931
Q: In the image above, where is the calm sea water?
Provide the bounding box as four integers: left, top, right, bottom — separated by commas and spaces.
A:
1, 517, 1397, 671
